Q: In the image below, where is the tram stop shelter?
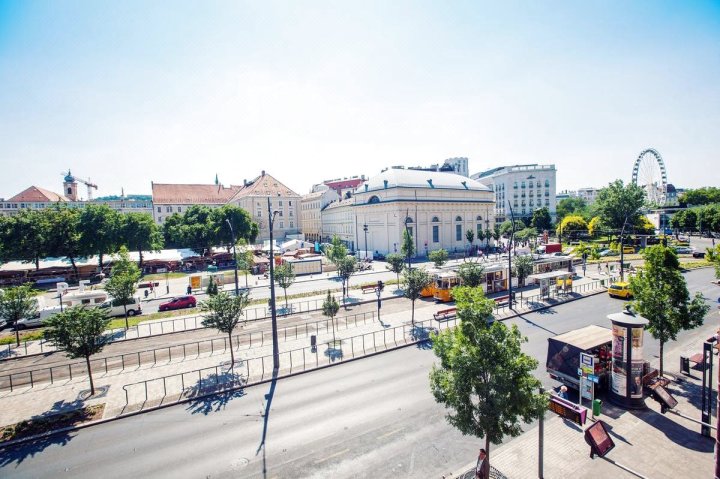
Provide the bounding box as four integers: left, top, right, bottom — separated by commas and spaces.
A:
527, 270, 574, 298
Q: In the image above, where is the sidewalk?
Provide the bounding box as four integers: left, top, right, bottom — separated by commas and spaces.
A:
451, 320, 718, 479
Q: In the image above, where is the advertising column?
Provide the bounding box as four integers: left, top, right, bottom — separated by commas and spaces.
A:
608, 308, 649, 409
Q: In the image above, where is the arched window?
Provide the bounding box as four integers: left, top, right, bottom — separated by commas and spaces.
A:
405, 216, 414, 224
431, 216, 440, 222
368, 195, 380, 204
455, 216, 462, 222
476, 215, 482, 221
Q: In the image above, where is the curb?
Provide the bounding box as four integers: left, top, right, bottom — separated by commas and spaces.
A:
0, 285, 607, 449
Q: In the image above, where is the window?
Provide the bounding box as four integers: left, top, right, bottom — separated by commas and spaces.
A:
537, 181, 541, 188
456, 224, 462, 241
157, 207, 161, 213
158, 216, 162, 222
513, 181, 518, 189
279, 221, 284, 229
433, 225, 439, 243
545, 179, 550, 187
476, 215, 482, 221
545, 199, 550, 206
405, 216, 414, 225
368, 195, 380, 204
166, 206, 172, 213
289, 201, 292, 206
455, 216, 462, 222
521, 181, 526, 188
477, 224, 483, 238
279, 200, 283, 206
290, 221, 294, 228
177, 207, 182, 213
431, 216, 439, 222
289, 211, 293, 217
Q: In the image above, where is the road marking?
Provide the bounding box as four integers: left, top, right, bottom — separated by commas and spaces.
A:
378, 428, 403, 439
314, 448, 350, 464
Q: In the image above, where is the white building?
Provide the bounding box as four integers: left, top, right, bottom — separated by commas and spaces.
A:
443, 157, 469, 177
472, 164, 557, 224
300, 185, 340, 243
321, 197, 356, 250
352, 168, 495, 256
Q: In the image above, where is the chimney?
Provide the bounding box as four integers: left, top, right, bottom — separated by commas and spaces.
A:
261, 170, 266, 176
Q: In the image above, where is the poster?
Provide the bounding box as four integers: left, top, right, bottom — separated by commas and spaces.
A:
630, 361, 644, 398
611, 364, 627, 396
612, 325, 626, 365
611, 325, 627, 396
631, 327, 644, 360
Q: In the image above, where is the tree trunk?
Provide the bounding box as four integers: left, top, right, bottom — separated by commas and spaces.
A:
123, 304, 129, 330
35, 256, 40, 271
659, 341, 664, 377
138, 247, 144, 269
86, 354, 95, 396
229, 332, 235, 369
485, 436, 491, 471
284, 289, 288, 309
98, 252, 104, 270
15, 327, 20, 347
331, 315, 336, 346
69, 256, 79, 281
411, 299, 415, 327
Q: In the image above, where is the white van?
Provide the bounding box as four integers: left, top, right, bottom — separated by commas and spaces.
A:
14, 306, 63, 329
99, 297, 143, 317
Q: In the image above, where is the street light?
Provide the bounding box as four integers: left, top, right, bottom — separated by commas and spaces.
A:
225, 219, 240, 297
267, 196, 281, 373
363, 224, 369, 261
507, 201, 516, 308
619, 215, 631, 282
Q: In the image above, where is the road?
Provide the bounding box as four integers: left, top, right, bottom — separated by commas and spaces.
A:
2, 268, 718, 478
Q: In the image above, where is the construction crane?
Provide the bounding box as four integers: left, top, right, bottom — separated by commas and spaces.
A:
61, 169, 98, 200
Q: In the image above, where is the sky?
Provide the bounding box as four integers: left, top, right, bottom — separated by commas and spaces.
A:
0, 0, 718, 199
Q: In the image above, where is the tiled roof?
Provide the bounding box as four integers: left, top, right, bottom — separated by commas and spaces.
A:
7, 186, 68, 203
230, 172, 300, 201
324, 178, 365, 189
152, 183, 242, 204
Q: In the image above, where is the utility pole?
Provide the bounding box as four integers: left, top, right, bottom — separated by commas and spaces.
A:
363, 224, 369, 260
267, 197, 280, 373
619, 215, 630, 282
226, 219, 239, 296
508, 201, 516, 308
539, 386, 545, 479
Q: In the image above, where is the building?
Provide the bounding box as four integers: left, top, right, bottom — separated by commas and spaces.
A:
321, 196, 356, 250
322, 176, 366, 199
151, 183, 242, 224
471, 164, 556, 223
352, 168, 495, 256
228, 171, 302, 242
300, 185, 340, 243
576, 187, 601, 205
406, 157, 470, 177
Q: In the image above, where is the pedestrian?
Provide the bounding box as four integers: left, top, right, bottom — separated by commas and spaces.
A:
475, 448, 490, 479
558, 385, 569, 399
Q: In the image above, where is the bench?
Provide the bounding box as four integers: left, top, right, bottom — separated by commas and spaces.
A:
493, 295, 510, 306
433, 308, 457, 321
361, 285, 377, 294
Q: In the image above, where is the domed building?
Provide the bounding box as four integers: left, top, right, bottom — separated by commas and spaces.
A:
352, 167, 496, 257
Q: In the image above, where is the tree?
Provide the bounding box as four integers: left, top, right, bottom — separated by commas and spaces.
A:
385, 253, 405, 286
465, 229, 474, 256
402, 267, 431, 326
0, 284, 39, 347
78, 204, 120, 270
214, 204, 259, 247
104, 247, 141, 330
199, 291, 250, 368
430, 309, 546, 469
634, 216, 656, 235
499, 220, 525, 238
556, 197, 588, 222
679, 187, 720, 207
630, 245, 710, 376
530, 207, 553, 231
206, 276, 219, 296
429, 249, 449, 268
321, 290, 341, 346
44, 306, 112, 396
451, 286, 495, 328
274, 263, 296, 309
45, 207, 82, 279
457, 261, 485, 287
400, 228, 415, 269
587, 216, 602, 238
515, 227, 538, 246
0, 210, 49, 270
708, 244, 720, 279
512, 254, 534, 287
235, 239, 255, 288
556, 215, 587, 240
120, 213, 163, 269
594, 180, 645, 237
336, 256, 357, 307
327, 235, 348, 267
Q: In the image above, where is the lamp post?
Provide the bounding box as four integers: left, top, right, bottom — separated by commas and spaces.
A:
363, 224, 369, 261
619, 215, 630, 282
507, 201, 516, 308
225, 219, 240, 296
267, 197, 281, 373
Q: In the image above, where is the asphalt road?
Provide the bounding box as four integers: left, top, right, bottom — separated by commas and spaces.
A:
2, 268, 718, 478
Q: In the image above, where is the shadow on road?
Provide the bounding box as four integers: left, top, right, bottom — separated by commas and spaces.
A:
630, 407, 714, 452
184, 369, 247, 415
515, 313, 557, 336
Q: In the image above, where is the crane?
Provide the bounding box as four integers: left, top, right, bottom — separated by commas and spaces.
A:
61, 169, 98, 200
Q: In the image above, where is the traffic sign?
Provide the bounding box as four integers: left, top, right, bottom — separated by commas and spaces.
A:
587, 374, 599, 383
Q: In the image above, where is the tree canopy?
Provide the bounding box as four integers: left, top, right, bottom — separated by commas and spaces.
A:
104, 246, 142, 330
555, 197, 589, 221
385, 253, 405, 285
200, 291, 250, 367
402, 268, 431, 325
556, 215, 587, 239
0, 284, 39, 347
457, 261, 485, 287
679, 187, 720, 207
429, 249, 449, 268
594, 180, 645, 232
530, 207, 553, 231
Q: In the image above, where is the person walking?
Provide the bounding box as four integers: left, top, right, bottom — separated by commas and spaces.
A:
475, 448, 490, 479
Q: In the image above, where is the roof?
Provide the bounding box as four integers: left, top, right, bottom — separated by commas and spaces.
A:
324, 198, 355, 210
359, 169, 491, 194
549, 325, 612, 350
152, 183, 241, 204
7, 186, 69, 203
473, 164, 538, 179
230, 172, 300, 200
527, 270, 573, 281
324, 178, 365, 189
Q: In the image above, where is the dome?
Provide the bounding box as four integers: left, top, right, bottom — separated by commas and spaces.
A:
64, 170, 75, 183
358, 168, 491, 194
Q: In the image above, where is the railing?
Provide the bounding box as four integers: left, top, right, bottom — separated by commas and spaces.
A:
121, 317, 455, 410
490, 279, 605, 315
0, 310, 377, 392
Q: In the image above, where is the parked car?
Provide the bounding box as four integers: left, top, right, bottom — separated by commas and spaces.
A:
693, 251, 706, 258
599, 249, 619, 257
674, 247, 693, 254
608, 282, 633, 299
14, 306, 63, 330
158, 295, 197, 311
99, 296, 143, 317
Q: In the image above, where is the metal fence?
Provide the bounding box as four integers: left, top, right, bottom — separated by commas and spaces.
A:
490, 279, 605, 315
0, 310, 377, 393
121, 317, 456, 411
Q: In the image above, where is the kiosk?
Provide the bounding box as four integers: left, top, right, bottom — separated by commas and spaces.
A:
527, 270, 574, 298
607, 307, 649, 409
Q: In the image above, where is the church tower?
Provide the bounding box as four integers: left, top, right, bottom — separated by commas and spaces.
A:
63, 170, 78, 201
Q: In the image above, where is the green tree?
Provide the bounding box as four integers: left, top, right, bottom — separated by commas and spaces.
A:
336, 256, 357, 307
594, 180, 645, 238
235, 239, 255, 288
457, 261, 485, 287
45, 207, 82, 279
199, 291, 250, 368
0, 284, 39, 347
0, 210, 49, 270
451, 286, 495, 326
214, 204, 259, 247
206, 276, 219, 296
169, 205, 217, 255
43, 306, 112, 396
465, 229, 474, 256
556, 215, 587, 240
400, 228, 415, 269
499, 220, 525, 238
78, 204, 121, 270
634, 216, 656, 235
274, 263, 296, 309
587, 216, 602, 238
492, 224, 501, 242
555, 197, 588, 222
708, 244, 720, 279
321, 290, 341, 346
120, 213, 164, 269
428, 249, 449, 268
679, 187, 720, 207
402, 267, 431, 326
530, 207, 553, 231
512, 254, 535, 287
429, 312, 546, 468
104, 246, 141, 330
327, 235, 348, 266
385, 253, 405, 286
630, 245, 710, 376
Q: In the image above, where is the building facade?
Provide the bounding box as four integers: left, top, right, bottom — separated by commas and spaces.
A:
300, 186, 340, 243
472, 164, 556, 224
321, 197, 356, 250
151, 183, 241, 224
322, 176, 366, 199
0, 186, 152, 217
228, 171, 301, 242
352, 168, 495, 256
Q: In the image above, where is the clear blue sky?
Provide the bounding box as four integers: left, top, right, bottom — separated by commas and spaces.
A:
0, 0, 718, 199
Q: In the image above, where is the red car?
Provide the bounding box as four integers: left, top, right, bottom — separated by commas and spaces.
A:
158, 295, 197, 311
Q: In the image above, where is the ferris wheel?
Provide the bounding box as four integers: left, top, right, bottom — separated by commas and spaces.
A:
632, 148, 668, 206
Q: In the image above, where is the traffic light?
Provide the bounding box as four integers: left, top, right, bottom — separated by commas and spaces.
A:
377, 280, 384, 291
